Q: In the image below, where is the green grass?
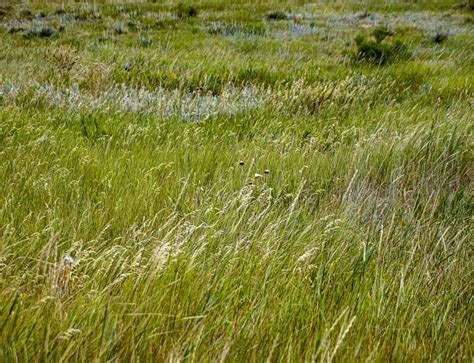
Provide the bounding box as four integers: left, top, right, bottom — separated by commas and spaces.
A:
0, 0, 473, 361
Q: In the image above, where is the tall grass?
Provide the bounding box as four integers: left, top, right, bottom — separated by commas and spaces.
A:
0, 0, 473, 361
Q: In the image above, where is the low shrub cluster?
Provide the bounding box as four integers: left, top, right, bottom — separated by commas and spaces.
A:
352, 27, 408, 65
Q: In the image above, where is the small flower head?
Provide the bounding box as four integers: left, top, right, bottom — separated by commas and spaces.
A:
239, 160, 245, 166
254, 173, 262, 178
264, 169, 270, 174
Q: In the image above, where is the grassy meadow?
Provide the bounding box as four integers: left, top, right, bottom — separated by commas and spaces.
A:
0, 0, 473, 361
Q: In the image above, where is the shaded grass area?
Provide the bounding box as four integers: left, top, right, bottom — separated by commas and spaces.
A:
0, 0, 473, 361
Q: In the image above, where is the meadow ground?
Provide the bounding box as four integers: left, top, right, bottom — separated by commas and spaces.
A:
0, 0, 473, 361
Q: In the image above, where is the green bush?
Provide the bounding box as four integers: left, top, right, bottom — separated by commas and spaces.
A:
352, 30, 408, 65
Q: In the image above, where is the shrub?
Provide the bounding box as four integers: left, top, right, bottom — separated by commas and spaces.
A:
22, 25, 56, 39
176, 3, 198, 18
265, 11, 288, 21
352, 31, 408, 65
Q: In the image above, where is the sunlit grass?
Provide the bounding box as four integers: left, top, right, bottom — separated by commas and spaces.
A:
0, 0, 473, 361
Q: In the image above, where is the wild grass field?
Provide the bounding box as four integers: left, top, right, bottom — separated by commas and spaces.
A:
0, 0, 473, 361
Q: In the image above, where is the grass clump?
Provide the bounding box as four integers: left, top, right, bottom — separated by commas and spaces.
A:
176, 3, 198, 18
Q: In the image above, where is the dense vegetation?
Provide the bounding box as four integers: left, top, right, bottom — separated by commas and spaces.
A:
1, 0, 473, 361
